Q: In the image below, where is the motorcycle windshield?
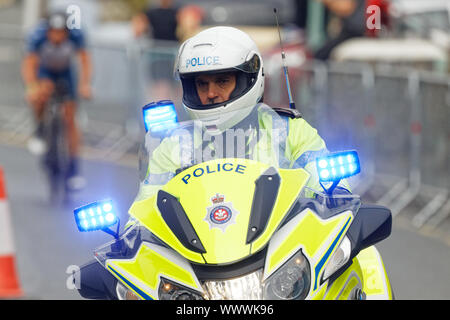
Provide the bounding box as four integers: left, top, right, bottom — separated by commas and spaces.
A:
130, 103, 317, 264
136, 103, 309, 201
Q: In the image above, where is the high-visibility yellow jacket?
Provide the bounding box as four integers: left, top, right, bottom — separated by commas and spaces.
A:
128, 104, 350, 227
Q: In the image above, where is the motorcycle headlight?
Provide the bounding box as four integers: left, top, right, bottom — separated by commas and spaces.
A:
158, 278, 204, 300
322, 236, 351, 281
203, 270, 263, 300
263, 250, 311, 300
116, 282, 142, 300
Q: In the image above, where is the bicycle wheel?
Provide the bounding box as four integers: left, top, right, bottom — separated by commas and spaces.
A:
42, 100, 69, 204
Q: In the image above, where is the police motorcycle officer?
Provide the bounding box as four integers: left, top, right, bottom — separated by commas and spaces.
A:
75, 26, 374, 301
131, 26, 351, 209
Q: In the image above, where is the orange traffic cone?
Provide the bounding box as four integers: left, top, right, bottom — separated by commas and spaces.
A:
0, 167, 23, 298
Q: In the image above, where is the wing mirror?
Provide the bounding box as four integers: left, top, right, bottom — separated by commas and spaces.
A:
348, 204, 392, 257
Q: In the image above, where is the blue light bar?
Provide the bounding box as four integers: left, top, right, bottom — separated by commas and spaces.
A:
316, 150, 360, 183
143, 100, 178, 133
74, 199, 118, 232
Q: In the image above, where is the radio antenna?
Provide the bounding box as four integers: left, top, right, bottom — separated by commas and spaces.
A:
273, 8, 296, 110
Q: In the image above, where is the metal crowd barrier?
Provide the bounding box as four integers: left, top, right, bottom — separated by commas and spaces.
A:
0, 32, 449, 231
275, 59, 450, 230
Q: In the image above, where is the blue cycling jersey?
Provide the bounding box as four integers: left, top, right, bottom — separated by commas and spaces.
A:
27, 21, 86, 73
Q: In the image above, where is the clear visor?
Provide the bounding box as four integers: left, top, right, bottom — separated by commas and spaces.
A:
178, 55, 261, 110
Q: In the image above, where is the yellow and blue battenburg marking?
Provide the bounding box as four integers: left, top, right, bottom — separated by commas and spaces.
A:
105, 242, 204, 300
107, 265, 153, 300
313, 216, 352, 291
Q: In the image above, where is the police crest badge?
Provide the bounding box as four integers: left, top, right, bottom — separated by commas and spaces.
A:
204, 193, 239, 232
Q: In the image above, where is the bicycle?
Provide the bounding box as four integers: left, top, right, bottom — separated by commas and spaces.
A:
40, 79, 73, 204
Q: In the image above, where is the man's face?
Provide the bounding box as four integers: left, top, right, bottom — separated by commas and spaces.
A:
195, 72, 236, 105
47, 29, 68, 45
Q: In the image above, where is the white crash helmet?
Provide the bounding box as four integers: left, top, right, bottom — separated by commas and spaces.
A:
174, 26, 264, 132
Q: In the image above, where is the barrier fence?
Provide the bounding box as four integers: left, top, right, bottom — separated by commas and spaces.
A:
280, 60, 450, 228
0, 34, 449, 232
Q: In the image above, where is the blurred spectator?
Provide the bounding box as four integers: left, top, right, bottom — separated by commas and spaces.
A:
176, 5, 204, 43
132, 0, 181, 101
0, 0, 15, 8
99, 0, 136, 22
314, 0, 366, 61
132, 0, 179, 41
294, 0, 309, 30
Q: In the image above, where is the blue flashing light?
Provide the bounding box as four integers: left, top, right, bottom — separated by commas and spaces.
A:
143, 100, 178, 133
74, 199, 117, 232
316, 150, 361, 183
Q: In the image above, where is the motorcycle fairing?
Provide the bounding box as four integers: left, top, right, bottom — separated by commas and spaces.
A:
129, 158, 309, 264
356, 245, 393, 299
127, 196, 205, 264
103, 207, 360, 300
265, 207, 354, 298
110, 157, 393, 300
321, 270, 363, 300
103, 242, 392, 300
318, 245, 393, 300
105, 242, 204, 300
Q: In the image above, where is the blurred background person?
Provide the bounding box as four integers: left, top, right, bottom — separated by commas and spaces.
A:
176, 4, 205, 43
21, 11, 92, 190
313, 0, 366, 61
131, 0, 181, 101
132, 0, 179, 42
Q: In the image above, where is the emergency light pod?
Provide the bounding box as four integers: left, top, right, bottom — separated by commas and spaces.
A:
142, 100, 178, 133
316, 150, 361, 183
74, 199, 118, 232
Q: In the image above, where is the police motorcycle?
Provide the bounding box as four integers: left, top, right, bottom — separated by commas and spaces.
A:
72, 101, 393, 300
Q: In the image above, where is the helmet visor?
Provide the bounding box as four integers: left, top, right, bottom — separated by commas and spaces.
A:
180, 54, 261, 111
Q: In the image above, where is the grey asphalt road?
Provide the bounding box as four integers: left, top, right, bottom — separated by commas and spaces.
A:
1, 144, 139, 299
1, 143, 450, 300
378, 227, 450, 300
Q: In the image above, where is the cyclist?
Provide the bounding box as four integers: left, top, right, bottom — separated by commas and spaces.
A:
21, 11, 92, 190
127, 26, 350, 228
